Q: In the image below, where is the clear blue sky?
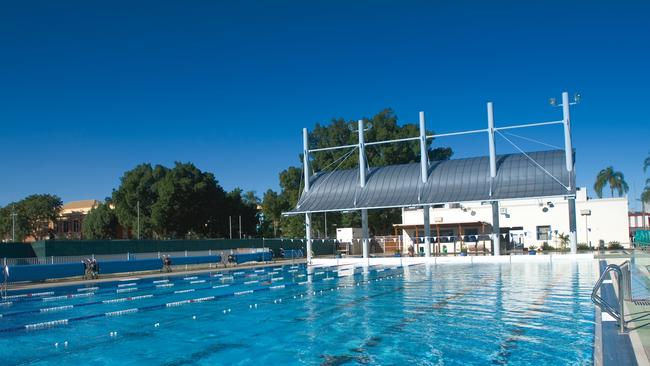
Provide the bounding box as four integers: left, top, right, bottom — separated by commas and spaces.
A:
1, 1, 648, 209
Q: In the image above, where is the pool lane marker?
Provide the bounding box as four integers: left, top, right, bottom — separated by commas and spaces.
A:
43, 293, 94, 302
2, 263, 357, 324
106, 308, 138, 317
102, 295, 153, 304
40, 305, 74, 313
116, 288, 138, 294
4, 291, 54, 300
174, 289, 195, 294
3, 263, 311, 306
117, 283, 137, 288
25, 319, 69, 330
2, 265, 330, 318
77, 287, 99, 292
13, 265, 400, 333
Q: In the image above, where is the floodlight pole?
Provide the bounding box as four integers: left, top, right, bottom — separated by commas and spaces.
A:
420, 112, 431, 257
11, 205, 16, 242
487, 102, 501, 256
357, 119, 370, 261
562, 92, 577, 254
303, 128, 313, 264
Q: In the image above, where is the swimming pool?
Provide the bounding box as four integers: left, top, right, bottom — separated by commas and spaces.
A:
0, 260, 595, 365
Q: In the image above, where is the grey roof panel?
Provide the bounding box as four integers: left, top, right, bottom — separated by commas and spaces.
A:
288, 149, 575, 214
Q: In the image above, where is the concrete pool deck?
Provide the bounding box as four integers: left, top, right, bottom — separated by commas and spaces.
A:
312, 253, 595, 266
4, 258, 308, 293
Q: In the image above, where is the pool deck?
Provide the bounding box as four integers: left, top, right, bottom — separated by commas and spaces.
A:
4, 258, 307, 293
312, 253, 595, 266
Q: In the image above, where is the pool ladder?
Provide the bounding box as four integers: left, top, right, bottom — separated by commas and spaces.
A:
591, 261, 631, 333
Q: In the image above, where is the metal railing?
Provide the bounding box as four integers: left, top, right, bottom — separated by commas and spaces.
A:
592, 261, 630, 333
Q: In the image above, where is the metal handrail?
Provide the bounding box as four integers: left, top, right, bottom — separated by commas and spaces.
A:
591, 260, 629, 333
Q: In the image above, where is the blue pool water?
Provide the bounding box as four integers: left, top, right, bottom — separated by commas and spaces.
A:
0, 261, 595, 365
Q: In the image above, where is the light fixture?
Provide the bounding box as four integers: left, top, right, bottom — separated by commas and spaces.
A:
574, 93, 581, 103
549, 98, 557, 106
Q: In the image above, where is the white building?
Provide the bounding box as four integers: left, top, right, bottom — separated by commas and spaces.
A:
398, 187, 630, 253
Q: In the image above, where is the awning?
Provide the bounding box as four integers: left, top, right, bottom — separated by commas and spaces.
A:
285, 149, 574, 215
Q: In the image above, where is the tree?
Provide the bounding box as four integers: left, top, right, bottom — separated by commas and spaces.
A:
644, 152, 650, 173
112, 164, 168, 239
17, 194, 63, 240
593, 166, 629, 198
557, 233, 570, 251
225, 188, 260, 238
0, 203, 30, 242
261, 189, 284, 237
82, 202, 119, 240
151, 162, 227, 239
641, 186, 650, 207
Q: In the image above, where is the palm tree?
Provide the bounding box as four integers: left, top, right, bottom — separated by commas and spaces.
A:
593, 166, 629, 198
644, 152, 650, 172
642, 182, 650, 205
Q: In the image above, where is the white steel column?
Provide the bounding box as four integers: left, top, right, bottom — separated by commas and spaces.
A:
491, 201, 501, 256
420, 111, 431, 257
562, 92, 577, 254
487, 102, 500, 256
303, 128, 311, 192
358, 119, 369, 260
423, 206, 431, 257
361, 210, 369, 260
305, 213, 312, 264
303, 128, 313, 263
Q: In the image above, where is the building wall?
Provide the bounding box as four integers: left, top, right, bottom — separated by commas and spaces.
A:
401, 187, 630, 248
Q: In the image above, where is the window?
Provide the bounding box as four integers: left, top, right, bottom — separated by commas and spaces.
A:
536, 226, 551, 241
448, 203, 461, 209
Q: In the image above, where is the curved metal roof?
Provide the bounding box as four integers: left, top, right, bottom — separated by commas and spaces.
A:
287, 149, 575, 214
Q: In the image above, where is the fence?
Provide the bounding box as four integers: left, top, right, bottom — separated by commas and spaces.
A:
1, 238, 339, 259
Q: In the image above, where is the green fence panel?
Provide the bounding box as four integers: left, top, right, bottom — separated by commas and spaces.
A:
635, 230, 650, 247
0, 243, 37, 259
27, 238, 338, 258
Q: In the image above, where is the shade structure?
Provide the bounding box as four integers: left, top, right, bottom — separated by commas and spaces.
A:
286, 149, 575, 215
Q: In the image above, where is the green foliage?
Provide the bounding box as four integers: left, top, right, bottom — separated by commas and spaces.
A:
0, 204, 29, 242
607, 241, 623, 250
82, 202, 119, 240
577, 243, 591, 251
642, 185, 650, 205
557, 233, 570, 251
541, 242, 553, 251
112, 163, 167, 239
261, 189, 285, 237
264, 109, 453, 238
152, 162, 227, 238
594, 166, 629, 198
225, 188, 260, 239
112, 162, 258, 239
0, 195, 62, 241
